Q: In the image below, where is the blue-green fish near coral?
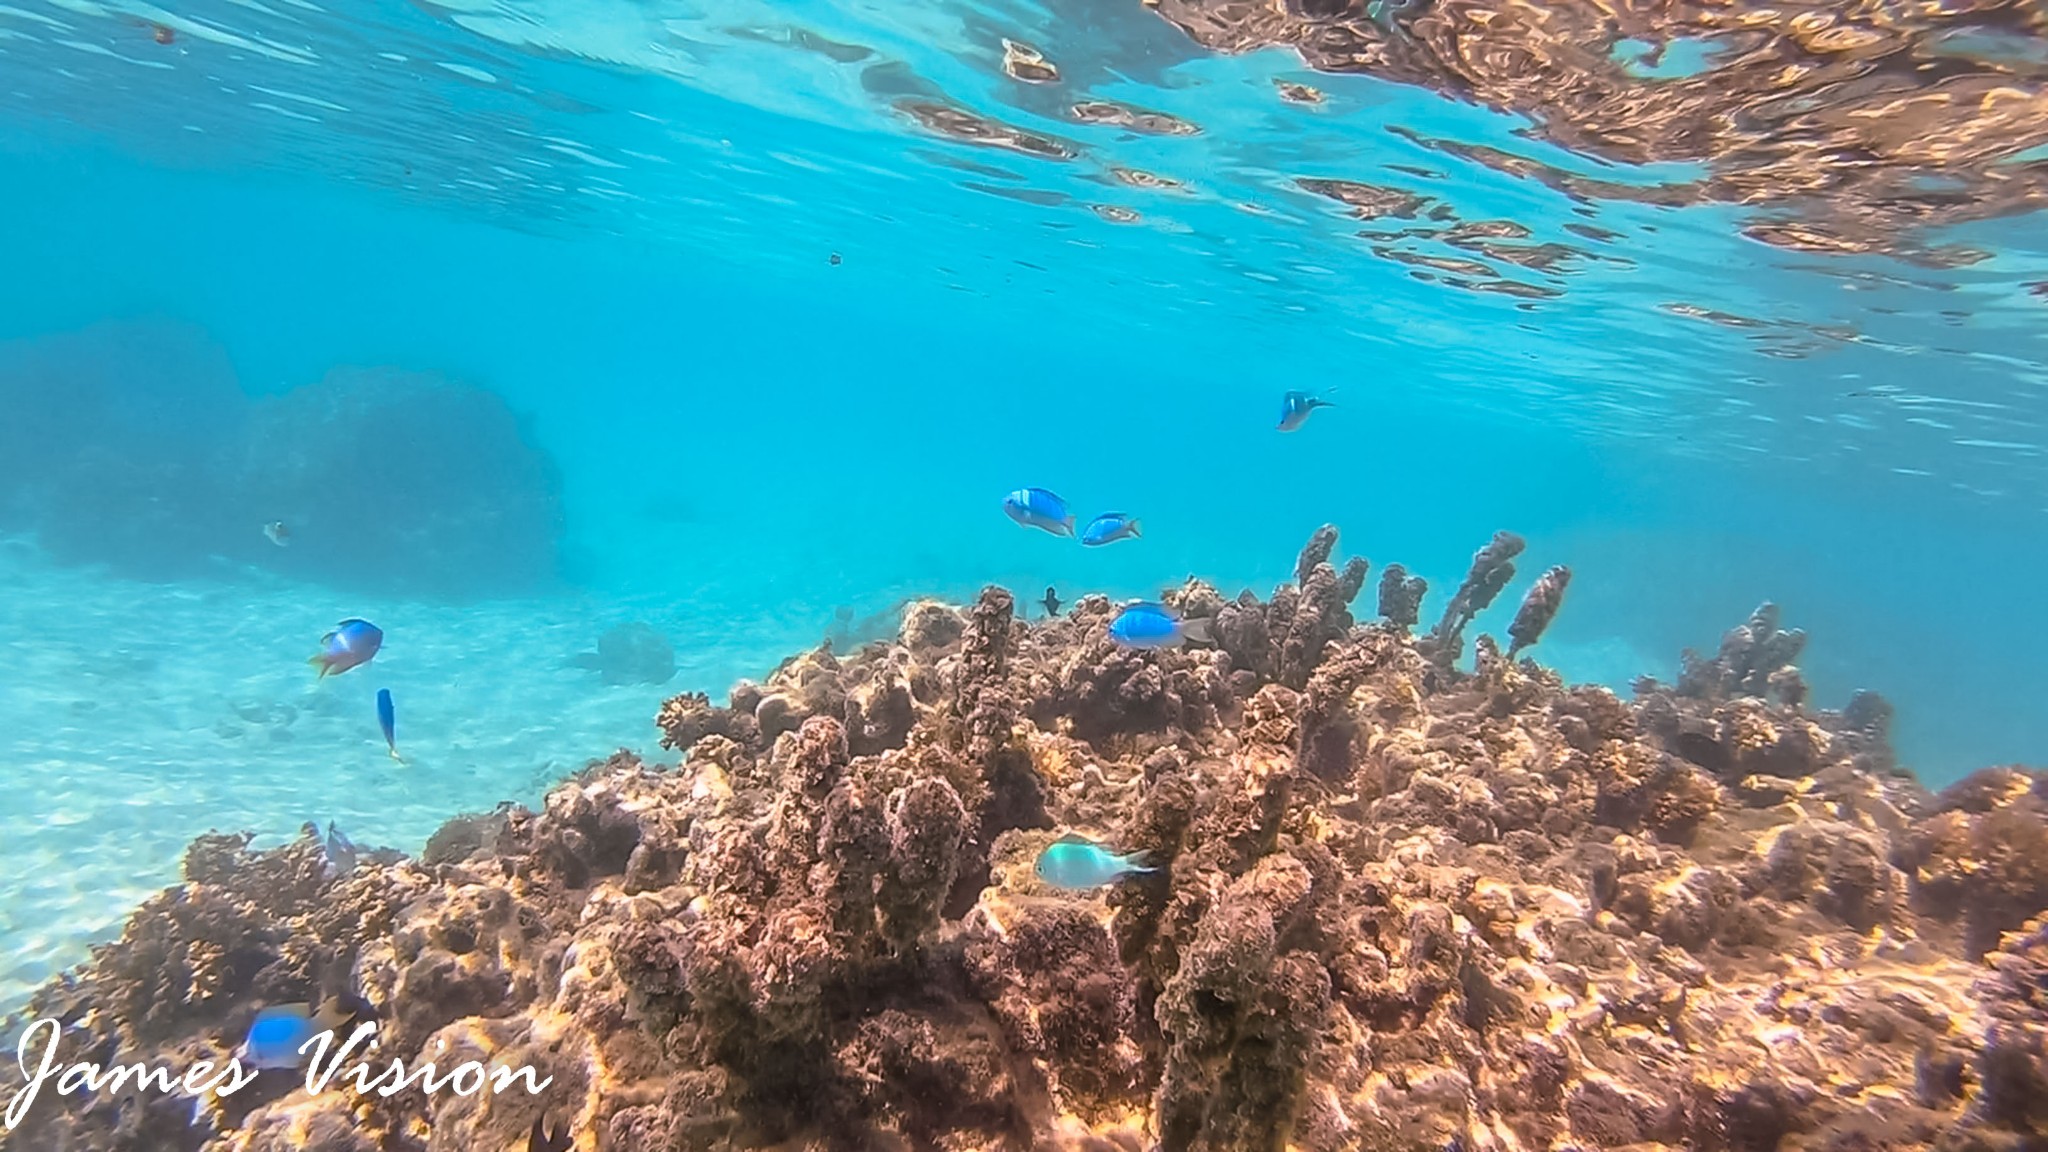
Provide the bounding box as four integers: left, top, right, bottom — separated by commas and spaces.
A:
1080, 512, 1142, 546
376, 688, 400, 760
1034, 834, 1156, 889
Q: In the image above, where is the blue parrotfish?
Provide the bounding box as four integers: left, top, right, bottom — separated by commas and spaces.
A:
1108, 602, 1213, 649
1277, 389, 1336, 432
1080, 512, 1142, 547
1002, 488, 1076, 537
309, 619, 382, 678
1034, 834, 1157, 889
376, 688, 400, 761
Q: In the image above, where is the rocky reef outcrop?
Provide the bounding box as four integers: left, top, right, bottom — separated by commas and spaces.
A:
6, 526, 2046, 1152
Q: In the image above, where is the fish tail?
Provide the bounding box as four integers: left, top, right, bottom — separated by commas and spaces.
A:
1062, 514, 1076, 536
1181, 617, 1214, 644
308, 656, 328, 678
1129, 519, 1143, 538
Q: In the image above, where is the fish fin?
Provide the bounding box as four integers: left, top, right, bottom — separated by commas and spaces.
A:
1052, 831, 1092, 845
1123, 849, 1161, 871
1180, 617, 1214, 644
1129, 519, 1142, 538
1062, 515, 1076, 536
308, 657, 328, 678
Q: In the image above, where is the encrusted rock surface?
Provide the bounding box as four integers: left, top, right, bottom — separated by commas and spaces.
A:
5, 526, 2045, 1152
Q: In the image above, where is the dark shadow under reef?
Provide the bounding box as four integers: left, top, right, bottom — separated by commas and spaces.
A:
5, 526, 2046, 1151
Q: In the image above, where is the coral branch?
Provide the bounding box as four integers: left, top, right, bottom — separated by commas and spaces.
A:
1421, 530, 1525, 667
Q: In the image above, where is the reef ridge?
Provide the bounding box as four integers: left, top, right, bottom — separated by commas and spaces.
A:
6, 527, 2047, 1152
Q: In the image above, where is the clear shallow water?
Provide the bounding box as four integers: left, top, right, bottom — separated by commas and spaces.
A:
0, 0, 2043, 1014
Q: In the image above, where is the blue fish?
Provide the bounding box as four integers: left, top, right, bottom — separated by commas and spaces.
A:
1108, 602, 1213, 649
239, 996, 372, 1070
1080, 512, 1142, 547
1277, 390, 1336, 432
1034, 835, 1156, 889
1002, 488, 1076, 537
309, 619, 382, 679
376, 688, 400, 760
242, 1005, 318, 1070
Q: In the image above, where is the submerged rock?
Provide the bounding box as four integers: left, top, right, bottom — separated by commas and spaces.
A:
570, 622, 678, 686
6, 526, 2044, 1152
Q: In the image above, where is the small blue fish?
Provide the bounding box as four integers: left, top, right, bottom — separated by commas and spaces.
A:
1277, 390, 1336, 432
240, 1004, 325, 1070
309, 619, 382, 678
376, 688, 400, 760
1108, 602, 1213, 649
1002, 488, 1076, 537
323, 822, 358, 878
239, 996, 371, 1070
1034, 835, 1156, 889
1080, 512, 1142, 547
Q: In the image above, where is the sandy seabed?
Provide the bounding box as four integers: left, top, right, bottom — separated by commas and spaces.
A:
0, 537, 811, 1014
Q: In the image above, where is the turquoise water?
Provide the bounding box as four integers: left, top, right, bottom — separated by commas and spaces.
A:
0, 0, 2044, 1017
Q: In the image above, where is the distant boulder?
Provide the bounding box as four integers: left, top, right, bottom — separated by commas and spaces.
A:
0, 322, 565, 597
239, 366, 565, 598
571, 622, 678, 686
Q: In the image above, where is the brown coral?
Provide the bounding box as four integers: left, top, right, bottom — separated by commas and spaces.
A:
7, 532, 2045, 1152
1420, 529, 1525, 669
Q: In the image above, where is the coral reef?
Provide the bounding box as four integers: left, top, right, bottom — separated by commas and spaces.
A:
1375, 562, 1426, 633
1673, 601, 1810, 706
7, 528, 2047, 1152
